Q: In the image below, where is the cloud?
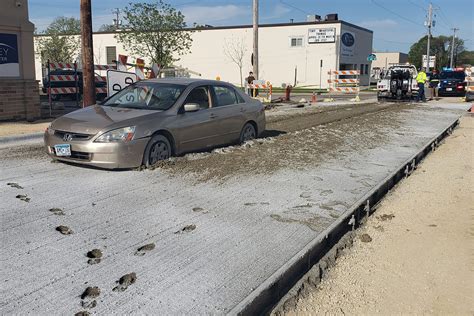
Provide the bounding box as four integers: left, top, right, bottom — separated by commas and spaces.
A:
181, 4, 249, 25
358, 19, 398, 29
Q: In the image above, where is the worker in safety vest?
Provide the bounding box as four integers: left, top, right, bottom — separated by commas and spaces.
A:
416, 68, 427, 102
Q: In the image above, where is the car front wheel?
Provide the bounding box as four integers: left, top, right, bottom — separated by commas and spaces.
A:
143, 134, 172, 168
239, 123, 256, 143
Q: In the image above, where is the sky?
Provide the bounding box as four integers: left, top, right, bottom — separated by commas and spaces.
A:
29, 0, 474, 52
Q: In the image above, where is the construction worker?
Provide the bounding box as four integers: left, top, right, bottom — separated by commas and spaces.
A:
416, 68, 427, 102
429, 69, 440, 100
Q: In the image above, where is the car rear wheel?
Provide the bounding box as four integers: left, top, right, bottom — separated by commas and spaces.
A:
239, 123, 256, 143
143, 134, 172, 168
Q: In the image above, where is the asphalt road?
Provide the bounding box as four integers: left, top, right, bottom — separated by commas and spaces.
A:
0, 101, 468, 314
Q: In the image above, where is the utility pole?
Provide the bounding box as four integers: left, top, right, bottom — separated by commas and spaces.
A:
450, 27, 459, 68
425, 2, 433, 71
80, 0, 95, 106
112, 8, 120, 29
252, 0, 259, 79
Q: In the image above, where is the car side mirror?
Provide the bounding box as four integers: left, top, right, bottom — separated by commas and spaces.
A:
184, 103, 200, 112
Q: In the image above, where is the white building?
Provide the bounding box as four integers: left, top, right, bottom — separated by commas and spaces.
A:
34, 19, 373, 88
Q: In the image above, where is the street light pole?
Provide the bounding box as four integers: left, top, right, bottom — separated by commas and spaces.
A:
252, 0, 259, 79
425, 2, 433, 71
450, 28, 459, 68
81, 0, 95, 106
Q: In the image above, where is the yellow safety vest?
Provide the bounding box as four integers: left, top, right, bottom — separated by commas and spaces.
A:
416, 72, 427, 83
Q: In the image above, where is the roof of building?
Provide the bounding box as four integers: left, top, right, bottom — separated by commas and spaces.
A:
34, 20, 372, 37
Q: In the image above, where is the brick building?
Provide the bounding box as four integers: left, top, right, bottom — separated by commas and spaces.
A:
0, 0, 40, 121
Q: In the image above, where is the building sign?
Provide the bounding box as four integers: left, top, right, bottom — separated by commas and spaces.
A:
340, 31, 355, 57
422, 55, 436, 68
0, 33, 20, 77
308, 28, 336, 43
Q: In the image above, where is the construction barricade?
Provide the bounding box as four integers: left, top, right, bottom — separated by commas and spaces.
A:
327, 70, 360, 102
248, 80, 273, 103
465, 67, 474, 101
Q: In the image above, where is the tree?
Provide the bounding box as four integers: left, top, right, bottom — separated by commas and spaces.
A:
116, 1, 193, 67
458, 50, 474, 66
408, 35, 465, 69
223, 36, 247, 88
99, 24, 117, 32
36, 17, 81, 63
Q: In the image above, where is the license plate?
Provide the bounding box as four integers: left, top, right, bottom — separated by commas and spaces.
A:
446, 88, 452, 91
54, 144, 71, 156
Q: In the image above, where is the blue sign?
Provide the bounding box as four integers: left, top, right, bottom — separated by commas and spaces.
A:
341, 32, 355, 47
0, 33, 20, 77
367, 54, 377, 61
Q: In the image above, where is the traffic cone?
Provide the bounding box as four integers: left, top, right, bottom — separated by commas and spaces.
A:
311, 91, 317, 104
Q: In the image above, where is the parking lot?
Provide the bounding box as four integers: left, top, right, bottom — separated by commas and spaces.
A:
0, 100, 468, 314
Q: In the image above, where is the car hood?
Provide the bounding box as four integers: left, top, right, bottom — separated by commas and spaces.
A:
51, 105, 159, 135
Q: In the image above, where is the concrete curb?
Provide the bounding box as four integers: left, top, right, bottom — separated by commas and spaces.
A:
0, 132, 43, 144
229, 116, 461, 316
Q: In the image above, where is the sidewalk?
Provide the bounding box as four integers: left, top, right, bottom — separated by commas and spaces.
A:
286, 115, 473, 315
0, 119, 52, 137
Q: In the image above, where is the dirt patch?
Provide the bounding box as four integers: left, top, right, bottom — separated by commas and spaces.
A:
377, 213, 395, 221
174, 224, 196, 234
0, 144, 46, 161
55, 225, 73, 235
81, 286, 100, 299
7, 182, 23, 189
135, 243, 155, 256
15, 194, 30, 202
359, 233, 372, 243
49, 208, 64, 216
86, 249, 103, 265
270, 214, 333, 232
113, 273, 137, 292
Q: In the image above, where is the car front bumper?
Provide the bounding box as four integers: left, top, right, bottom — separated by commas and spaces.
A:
44, 131, 149, 169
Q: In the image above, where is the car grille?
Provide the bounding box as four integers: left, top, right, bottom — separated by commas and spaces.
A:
54, 130, 93, 141
70, 151, 91, 160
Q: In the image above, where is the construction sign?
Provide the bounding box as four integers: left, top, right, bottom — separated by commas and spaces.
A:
106, 70, 138, 97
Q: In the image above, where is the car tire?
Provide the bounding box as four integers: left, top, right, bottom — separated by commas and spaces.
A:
143, 134, 172, 168
239, 122, 256, 144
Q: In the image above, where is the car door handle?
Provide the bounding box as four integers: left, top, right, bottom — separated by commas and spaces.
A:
240, 108, 246, 113
209, 114, 218, 119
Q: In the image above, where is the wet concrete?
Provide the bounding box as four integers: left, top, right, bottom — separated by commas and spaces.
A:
0, 102, 467, 314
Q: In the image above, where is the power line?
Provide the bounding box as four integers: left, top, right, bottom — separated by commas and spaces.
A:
279, 0, 311, 15
408, 0, 425, 12
371, 0, 424, 27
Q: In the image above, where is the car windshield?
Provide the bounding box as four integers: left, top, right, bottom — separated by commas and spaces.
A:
440, 71, 465, 80
103, 83, 185, 110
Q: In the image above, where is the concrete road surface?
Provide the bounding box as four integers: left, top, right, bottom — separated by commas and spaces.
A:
0, 102, 468, 314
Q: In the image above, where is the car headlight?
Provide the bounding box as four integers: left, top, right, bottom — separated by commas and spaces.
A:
95, 126, 136, 143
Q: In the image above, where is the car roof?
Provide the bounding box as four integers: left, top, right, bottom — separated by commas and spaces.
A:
144, 78, 233, 86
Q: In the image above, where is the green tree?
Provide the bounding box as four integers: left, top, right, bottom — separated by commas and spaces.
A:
408, 35, 465, 69
99, 24, 117, 32
116, 1, 193, 67
458, 50, 474, 66
36, 17, 81, 63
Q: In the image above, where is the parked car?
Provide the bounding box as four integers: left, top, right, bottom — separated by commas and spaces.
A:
42, 68, 107, 101
44, 78, 266, 169
438, 69, 466, 97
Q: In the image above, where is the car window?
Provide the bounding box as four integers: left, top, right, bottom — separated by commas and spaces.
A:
235, 90, 246, 103
104, 83, 185, 110
213, 86, 238, 107
185, 86, 210, 109
440, 71, 465, 80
